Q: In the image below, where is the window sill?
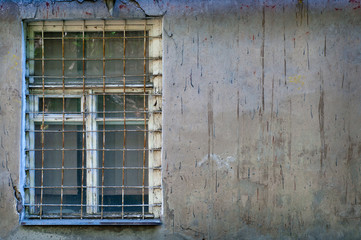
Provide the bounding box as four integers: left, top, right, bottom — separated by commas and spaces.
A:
21, 219, 162, 226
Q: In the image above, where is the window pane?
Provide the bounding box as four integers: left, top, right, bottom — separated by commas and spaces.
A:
34, 124, 84, 215
105, 31, 123, 59
97, 94, 146, 118
44, 32, 62, 59
39, 98, 80, 113
64, 32, 83, 58
124, 188, 148, 213
97, 124, 147, 212
85, 32, 103, 58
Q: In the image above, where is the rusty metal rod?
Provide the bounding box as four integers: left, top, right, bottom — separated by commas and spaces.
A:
60, 20, 66, 218
39, 21, 45, 219
80, 20, 86, 219
27, 57, 159, 61
101, 20, 106, 219
26, 148, 158, 151
121, 22, 127, 219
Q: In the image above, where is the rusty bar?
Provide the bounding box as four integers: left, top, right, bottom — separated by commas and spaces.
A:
122, 20, 127, 219
25, 167, 155, 171
27, 166, 156, 170
101, 20, 106, 219
26, 185, 160, 189
26, 148, 160, 151
27, 93, 159, 97
26, 130, 158, 133
81, 20, 86, 219
142, 20, 147, 219
60, 20, 65, 218
26, 110, 153, 114
40, 21, 45, 219
28, 73, 157, 78
27, 57, 160, 61
25, 203, 155, 207
28, 35, 161, 40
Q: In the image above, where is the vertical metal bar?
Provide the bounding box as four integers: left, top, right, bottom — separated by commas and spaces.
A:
121, 21, 127, 219
39, 21, 45, 219
80, 20, 86, 219
60, 20, 65, 218
142, 20, 147, 219
101, 20, 106, 219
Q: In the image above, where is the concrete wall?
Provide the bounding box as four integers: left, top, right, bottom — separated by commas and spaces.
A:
1, 0, 361, 239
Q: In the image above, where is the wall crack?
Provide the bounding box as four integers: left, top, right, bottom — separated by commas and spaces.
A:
9, 174, 22, 214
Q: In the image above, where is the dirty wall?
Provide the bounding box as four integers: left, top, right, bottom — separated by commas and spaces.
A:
1, 0, 361, 239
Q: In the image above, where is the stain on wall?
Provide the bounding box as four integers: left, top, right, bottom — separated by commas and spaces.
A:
1, 0, 361, 239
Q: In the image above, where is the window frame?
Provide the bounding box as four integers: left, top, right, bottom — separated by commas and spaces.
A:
21, 19, 163, 225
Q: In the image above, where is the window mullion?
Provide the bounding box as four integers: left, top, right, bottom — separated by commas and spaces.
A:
86, 90, 98, 214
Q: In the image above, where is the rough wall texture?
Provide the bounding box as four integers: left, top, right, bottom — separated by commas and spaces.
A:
1, 0, 361, 239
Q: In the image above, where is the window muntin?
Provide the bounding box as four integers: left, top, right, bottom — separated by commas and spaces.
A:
23, 20, 162, 223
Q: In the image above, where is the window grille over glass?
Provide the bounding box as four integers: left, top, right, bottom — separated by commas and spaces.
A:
23, 20, 162, 224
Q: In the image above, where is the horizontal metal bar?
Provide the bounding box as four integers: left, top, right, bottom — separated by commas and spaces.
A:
26, 110, 155, 114
24, 203, 160, 207
31, 119, 148, 124
26, 92, 161, 96
28, 84, 157, 89
25, 166, 161, 170
25, 129, 160, 133
25, 212, 154, 218
24, 185, 161, 189
27, 57, 161, 61
27, 74, 159, 78
21, 219, 162, 226
27, 35, 160, 40
25, 148, 160, 151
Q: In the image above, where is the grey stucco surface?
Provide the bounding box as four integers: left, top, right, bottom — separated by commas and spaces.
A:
1, 0, 361, 239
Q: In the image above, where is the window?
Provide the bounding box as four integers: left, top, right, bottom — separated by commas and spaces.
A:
22, 20, 162, 225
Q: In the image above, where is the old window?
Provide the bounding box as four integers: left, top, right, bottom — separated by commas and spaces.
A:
22, 20, 162, 225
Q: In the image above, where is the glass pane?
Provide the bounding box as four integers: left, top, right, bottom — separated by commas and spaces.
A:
34, 124, 83, 215
44, 60, 62, 76
105, 60, 123, 77
102, 187, 122, 212
32, 32, 42, 59
124, 188, 148, 213
97, 95, 146, 118
65, 60, 82, 77
64, 32, 83, 82
85, 60, 102, 77
97, 124, 146, 212
85, 32, 103, 58
126, 59, 144, 76
125, 32, 148, 83
31, 31, 149, 84
44, 32, 62, 59
105, 31, 123, 59
125, 32, 145, 58
64, 32, 83, 58
39, 98, 80, 113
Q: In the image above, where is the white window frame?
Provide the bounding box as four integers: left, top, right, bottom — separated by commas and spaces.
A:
21, 19, 162, 225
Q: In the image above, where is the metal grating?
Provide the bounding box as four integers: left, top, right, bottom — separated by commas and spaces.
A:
24, 20, 162, 222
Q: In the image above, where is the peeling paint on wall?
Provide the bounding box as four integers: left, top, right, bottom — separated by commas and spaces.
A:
1, 0, 361, 239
